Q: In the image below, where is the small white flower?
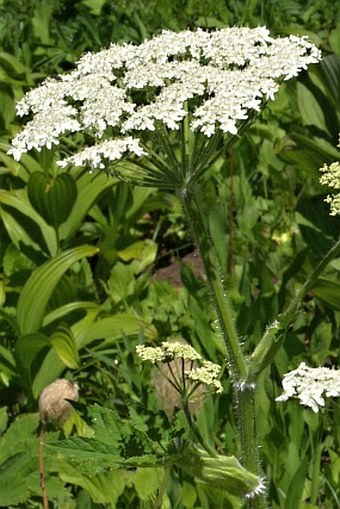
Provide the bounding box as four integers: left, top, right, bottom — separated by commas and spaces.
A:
320, 155, 340, 216
276, 362, 340, 412
135, 345, 165, 364
161, 341, 202, 361
319, 134, 340, 215
185, 360, 223, 393
9, 27, 321, 171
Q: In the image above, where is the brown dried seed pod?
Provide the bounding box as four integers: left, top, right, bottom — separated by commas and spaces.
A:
39, 379, 79, 425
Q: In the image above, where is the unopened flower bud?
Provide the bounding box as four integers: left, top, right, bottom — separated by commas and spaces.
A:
39, 379, 79, 425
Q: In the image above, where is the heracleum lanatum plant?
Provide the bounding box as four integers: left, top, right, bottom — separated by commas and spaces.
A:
10, 26, 340, 508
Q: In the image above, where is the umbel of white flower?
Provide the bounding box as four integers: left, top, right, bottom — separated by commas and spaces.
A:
136, 341, 223, 393
319, 134, 340, 216
9, 27, 320, 180
276, 362, 340, 413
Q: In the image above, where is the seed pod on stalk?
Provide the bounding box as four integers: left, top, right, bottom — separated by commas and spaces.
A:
38, 379, 79, 509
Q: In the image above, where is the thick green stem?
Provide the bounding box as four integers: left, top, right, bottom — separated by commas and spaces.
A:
180, 186, 266, 508
180, 187, 246, 378
249, 237, 340, 381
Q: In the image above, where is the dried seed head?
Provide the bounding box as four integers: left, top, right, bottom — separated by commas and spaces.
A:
39, 379, 79, 425
152, 357, 206, 418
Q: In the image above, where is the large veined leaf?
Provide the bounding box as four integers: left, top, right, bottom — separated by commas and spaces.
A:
0, 189, 57, 256
50, 325, 80, 369
42, 301, 100, 328
0, 140, 46, 182
32, 311, 157, 398
17, 245, 99, 335
32, 309, 100, 398
83, 314, 158, 347
311, 277, 340, 311
59, 170, 117, 242
27, 172, 77, 228
0, 51, 27, 77
15, 332, 49, 387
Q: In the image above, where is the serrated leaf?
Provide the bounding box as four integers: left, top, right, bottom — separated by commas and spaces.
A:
59, 466, 126, 505
0, 453, 37, 505
89, 405, 129, 445
134, 467, 163, 501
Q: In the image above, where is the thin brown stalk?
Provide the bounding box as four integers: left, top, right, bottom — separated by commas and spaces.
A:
39, 425, 49, 509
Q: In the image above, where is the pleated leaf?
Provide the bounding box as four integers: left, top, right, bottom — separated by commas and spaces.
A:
27, 172, 77, 227
17, 245, 99, 335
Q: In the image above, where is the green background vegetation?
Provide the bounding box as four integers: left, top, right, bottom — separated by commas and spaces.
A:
0, 0, 339, 507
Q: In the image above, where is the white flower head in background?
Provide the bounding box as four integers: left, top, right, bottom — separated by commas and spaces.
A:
9, 27, 321, 172
319, 134, 340, 216
276, 362, 340, 413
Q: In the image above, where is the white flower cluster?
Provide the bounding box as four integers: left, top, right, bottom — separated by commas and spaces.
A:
9, 27, 321, 170
319, 134, 340, 216
136, 341, 202, 363
185, 360, 223, 393
275, 362, 340, 412
136, 341, 222, 393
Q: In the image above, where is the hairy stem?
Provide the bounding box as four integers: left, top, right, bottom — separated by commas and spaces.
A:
249, 237, 340, 381
180, 186, 266, 508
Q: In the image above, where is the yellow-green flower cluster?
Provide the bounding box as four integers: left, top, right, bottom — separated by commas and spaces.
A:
136, 341, 222, 393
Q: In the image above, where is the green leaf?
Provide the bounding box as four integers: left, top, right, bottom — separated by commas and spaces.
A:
311, 277, 340, 310
0, 453, 37, 505
80, 0, 106, 15
42, 301, 100, 327
284, 461, 308, 509
0, 408, 8, 436
28, 172, 77, 228
83, 314, 158, 347
297, 81, 332, 137
50, 325, 80, 369
15, 332, 49, 387
32, 310, 153, 398
59, 170, 117, 242
31, 309, 99, 398
17, 245, 99, 335
0, 189, 57, 256
0, 51, 26, 77
117, 239, 158, 272
59, 466, 126, 506
134, 467, 163, 501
